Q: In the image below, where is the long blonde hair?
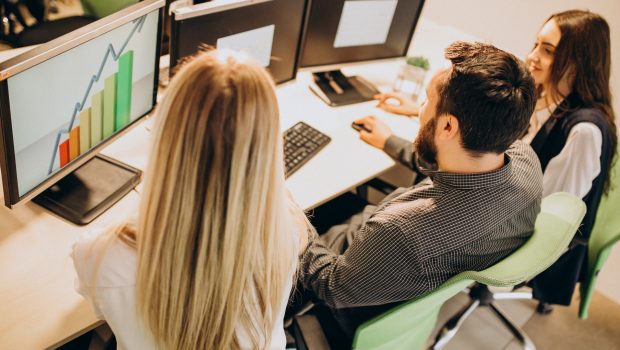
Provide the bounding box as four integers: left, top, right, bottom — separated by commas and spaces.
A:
126, 49, 310, 349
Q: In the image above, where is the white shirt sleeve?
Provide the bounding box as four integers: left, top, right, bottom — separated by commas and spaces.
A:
542, 122, 603, 198
72, 229, 107, 319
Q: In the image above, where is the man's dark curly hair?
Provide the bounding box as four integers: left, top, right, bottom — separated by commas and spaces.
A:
435, 41, 536, 155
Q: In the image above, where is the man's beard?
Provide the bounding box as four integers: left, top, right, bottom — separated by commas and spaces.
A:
414, 116, 438, 165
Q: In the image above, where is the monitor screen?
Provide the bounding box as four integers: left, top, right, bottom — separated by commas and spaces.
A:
0, 1, 163, 206
170, 0, 307, 84
299, 0, 425, 69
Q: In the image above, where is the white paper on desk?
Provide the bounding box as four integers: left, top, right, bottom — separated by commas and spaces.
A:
334, 0, 398, 48
217, 25, 275, 67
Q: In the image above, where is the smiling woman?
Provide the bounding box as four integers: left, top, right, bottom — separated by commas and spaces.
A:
525, 10, 618, 310
526, 19, 562, 105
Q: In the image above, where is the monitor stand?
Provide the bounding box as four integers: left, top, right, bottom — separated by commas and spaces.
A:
32, 155, 142, 225
309, 70, 380, 107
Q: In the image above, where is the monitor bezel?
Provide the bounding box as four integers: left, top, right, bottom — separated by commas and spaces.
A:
0, 0, 165, 208
297, 0, 425, 71
169, 0, 307, 85
171, 0, 261, 21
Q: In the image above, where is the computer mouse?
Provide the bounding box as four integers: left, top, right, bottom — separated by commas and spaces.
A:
351, 121, 371, 133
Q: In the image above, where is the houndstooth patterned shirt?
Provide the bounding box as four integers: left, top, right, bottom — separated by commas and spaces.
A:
300, 141, 543, 309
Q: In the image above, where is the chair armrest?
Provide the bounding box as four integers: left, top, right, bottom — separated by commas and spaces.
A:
292, 315, 331, 350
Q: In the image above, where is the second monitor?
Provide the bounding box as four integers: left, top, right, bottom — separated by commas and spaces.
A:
169, 0, 307, 84
299, 0, 425, 106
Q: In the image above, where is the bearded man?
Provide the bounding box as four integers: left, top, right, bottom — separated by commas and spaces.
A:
297, 41, 543, 343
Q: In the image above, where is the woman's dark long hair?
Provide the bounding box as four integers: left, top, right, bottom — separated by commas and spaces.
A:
547, 10, 617, 193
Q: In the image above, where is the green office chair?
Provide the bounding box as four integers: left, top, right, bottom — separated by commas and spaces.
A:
81, 0, 139, 19
579, 151, 620, 320
293, 192, 586, 350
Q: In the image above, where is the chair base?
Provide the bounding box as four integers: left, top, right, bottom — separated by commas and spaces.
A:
432, 283, 536, 350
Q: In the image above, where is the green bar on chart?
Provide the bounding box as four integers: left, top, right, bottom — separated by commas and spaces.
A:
103, 73, 117, 139
79, 108, 91, 154
115, 50, 133, 131
91, 91, 103, 145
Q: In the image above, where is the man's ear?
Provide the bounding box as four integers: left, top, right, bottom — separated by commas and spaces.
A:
436, 114, 460, 141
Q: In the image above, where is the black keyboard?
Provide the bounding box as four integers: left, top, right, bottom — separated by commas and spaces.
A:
284, 122, 331, 177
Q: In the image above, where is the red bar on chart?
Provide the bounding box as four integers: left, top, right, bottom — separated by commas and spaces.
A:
59, 140, 70, 168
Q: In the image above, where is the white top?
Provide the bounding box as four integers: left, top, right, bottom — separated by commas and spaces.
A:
523, 106, 603, 199
72, 229, 292, 350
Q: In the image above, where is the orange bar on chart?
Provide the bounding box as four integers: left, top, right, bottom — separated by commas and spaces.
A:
59, 140, 70, 167
69, 127, 80, 161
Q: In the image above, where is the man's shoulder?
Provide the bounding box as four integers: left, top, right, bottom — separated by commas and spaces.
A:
370, 191, 440, 245
507, 140, 538, 161
507, 140, 543, 180
374, 187, 437, 218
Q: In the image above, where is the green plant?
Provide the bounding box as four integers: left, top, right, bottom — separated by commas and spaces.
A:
406, 56, 430, 70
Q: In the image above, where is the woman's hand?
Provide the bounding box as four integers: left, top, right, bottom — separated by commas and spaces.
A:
374, 93, 419, 117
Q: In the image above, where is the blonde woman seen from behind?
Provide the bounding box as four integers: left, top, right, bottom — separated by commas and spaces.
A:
72, 49, 313, 350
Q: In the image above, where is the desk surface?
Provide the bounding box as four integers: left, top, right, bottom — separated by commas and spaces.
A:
0, 18, 477, 349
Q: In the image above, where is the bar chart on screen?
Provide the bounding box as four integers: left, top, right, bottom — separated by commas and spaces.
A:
8, 10, 159, 197
50, 18, 141, 173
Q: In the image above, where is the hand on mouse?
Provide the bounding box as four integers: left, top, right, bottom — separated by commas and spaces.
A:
374, 92, 419, 117
354, 116, 394, 150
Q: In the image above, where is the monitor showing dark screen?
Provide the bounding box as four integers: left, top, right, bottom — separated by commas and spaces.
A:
170, 0, 307, 84
299, 0, 425, 69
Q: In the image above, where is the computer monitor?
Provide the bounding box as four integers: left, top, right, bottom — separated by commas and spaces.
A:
169, 0, 308, 84
299, 0, 425, 106
0, 0, 164, 223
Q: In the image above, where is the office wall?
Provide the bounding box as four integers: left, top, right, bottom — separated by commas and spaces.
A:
420, 0, 620, 123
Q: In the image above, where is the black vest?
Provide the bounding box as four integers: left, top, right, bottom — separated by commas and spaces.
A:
529, 94, 615, 305
530, 94, 614, 239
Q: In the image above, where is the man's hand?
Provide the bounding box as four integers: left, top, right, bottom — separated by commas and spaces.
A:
374, 93, 419, 117
353, 116, 394, 150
